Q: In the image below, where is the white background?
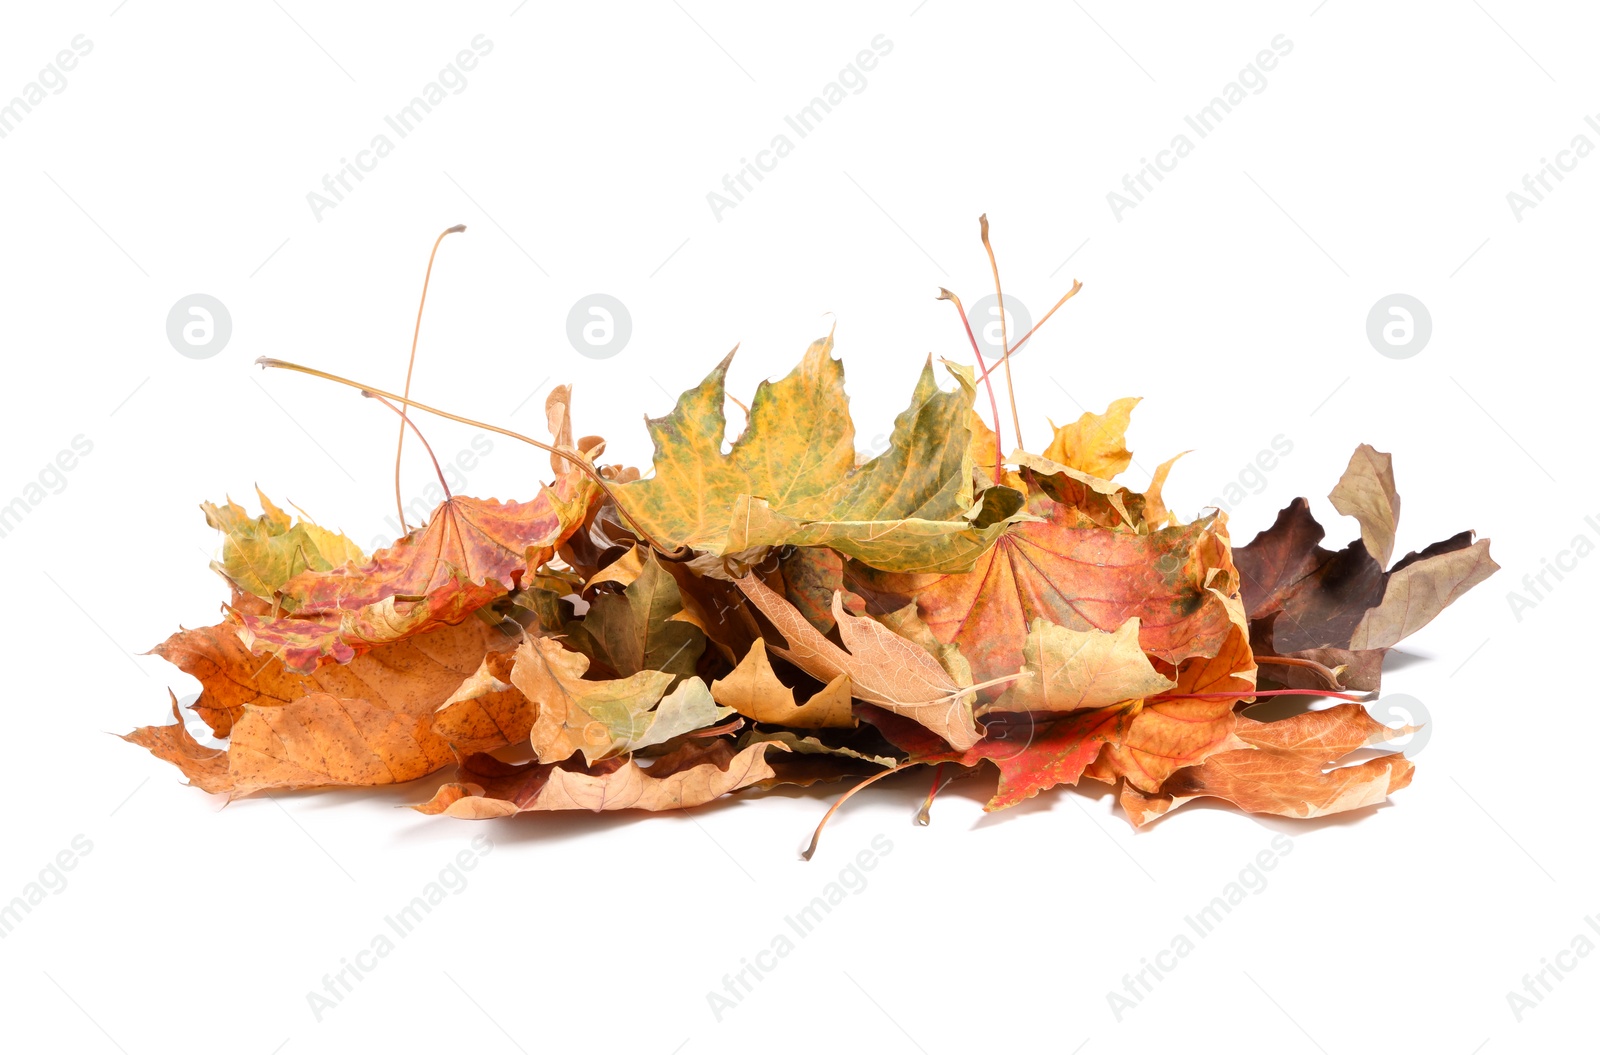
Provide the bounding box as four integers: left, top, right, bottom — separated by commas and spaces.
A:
1, 2, 1592, 1052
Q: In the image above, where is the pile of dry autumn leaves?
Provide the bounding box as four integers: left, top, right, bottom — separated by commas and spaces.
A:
127, 221, 1499, 850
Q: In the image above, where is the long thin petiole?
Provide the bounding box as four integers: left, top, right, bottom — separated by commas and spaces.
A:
368, 393, 453, 501
961, 671, 1029, 695
1255, 653, 1345, 690
937, 288, 1004, 484
978, 215, 1023, 450
256, 357, 679, 555
976, 279, 1084, 383
802, 762, 916, 861
1150, 687, 1374, 704
393, 224, 466, 534
915, 762, 949, 826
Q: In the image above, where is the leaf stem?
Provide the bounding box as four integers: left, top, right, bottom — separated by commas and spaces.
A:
802, 761, 917, 861
914, 762, 949, 826
978, 215, 1023, 451
937, 287, 1004, 485
394, 224, 466, 534
976, 279, 1084, 383
368, 393, 453, 502
1150, 687, 1374, 704
1255, 653, 1345, 690
255, 357, 681, 556
960, 671, 1029, 695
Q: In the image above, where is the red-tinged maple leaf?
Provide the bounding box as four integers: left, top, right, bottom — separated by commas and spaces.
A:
849, 491, 1242, 693
1084, 606, 1255, 793
859, 703, 1135, 810
239, 476, 596, 673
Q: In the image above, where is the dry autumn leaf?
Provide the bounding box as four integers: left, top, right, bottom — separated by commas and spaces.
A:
415, 739, 784, 818
987, 617, 1175, 714
735, 575, 981, 750
1118, 704, 1417, 825
620, 334, 1020, 574
563, 550, 705, 680
1044, 396, 1140, 480
510, 636, 729, 765
710, 639, 857, 729
203, 490, 365, 603
151, 615, 520, 738
1236, 444, 1497, 691
125, 690, 455, 798
849, 490, 1242, 693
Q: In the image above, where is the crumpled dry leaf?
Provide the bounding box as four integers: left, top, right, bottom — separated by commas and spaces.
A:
510, 636, 728, 764
203, 491, 365, 603
620, 334, 1017, 573
584, 542, 644, 596
1348, 536, 1498, 650
850, 491, 1242, 693
150, 615, 522, 739
1044, 396, 1140, 480
864, 702, 1135, 810
1236, 445, 1497, 690
737, 728, 897, 769
564, 550, 705, 680
431, 636, 533, 754
124, 690, 455, 798
1329, 443, 1400, 566
735, 575, 981, 750
1085, 600, 1254, 792
1119, 704, 1416, 825
414, 738, 784, 817
987, 616, 1175, 714
710, 639, 857, 729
